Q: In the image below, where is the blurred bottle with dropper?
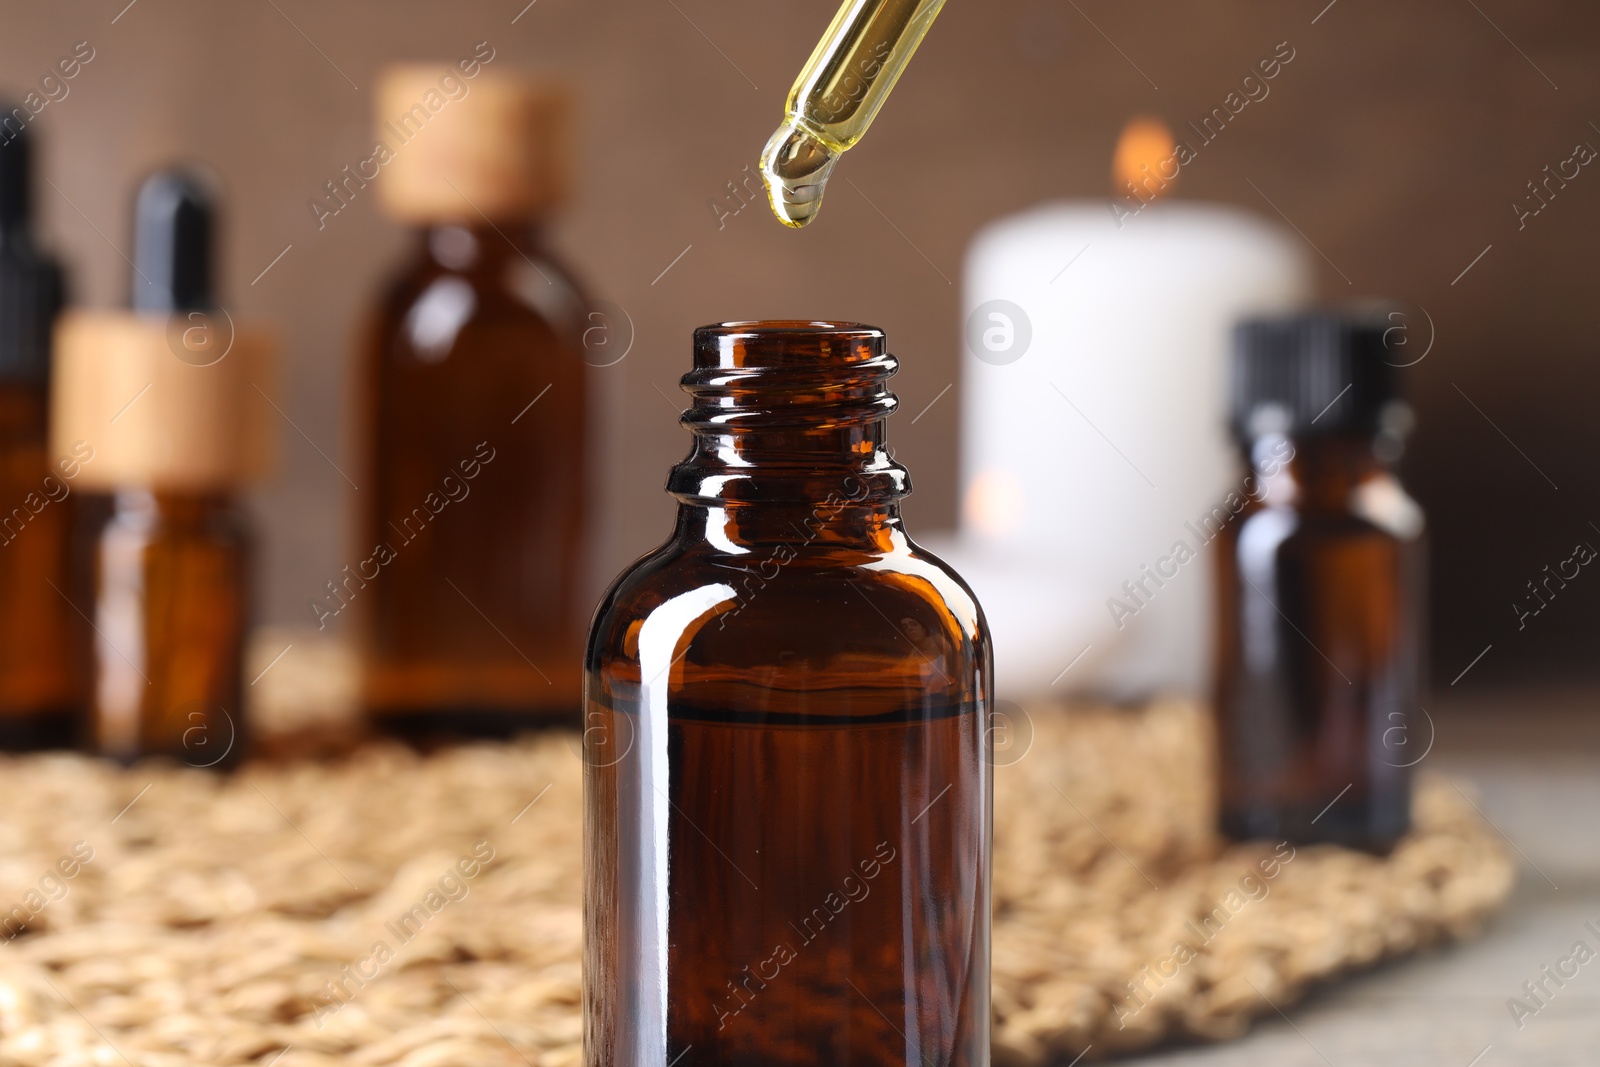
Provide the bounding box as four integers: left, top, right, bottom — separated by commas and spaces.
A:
53, 169, 274, 766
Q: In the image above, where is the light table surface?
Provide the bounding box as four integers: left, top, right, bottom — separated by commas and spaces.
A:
1124, 690, 1600, 1067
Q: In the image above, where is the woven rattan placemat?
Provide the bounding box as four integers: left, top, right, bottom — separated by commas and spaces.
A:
0, 701, 1511, 1066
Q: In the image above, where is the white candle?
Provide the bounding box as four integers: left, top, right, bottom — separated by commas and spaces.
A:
929, 137, 1311, 700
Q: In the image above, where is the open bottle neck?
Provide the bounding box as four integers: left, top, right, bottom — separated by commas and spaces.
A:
666, 321, 912, 549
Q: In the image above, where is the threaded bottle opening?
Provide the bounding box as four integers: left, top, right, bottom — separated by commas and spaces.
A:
669, 321, 910, 507
683, 320, 898, 427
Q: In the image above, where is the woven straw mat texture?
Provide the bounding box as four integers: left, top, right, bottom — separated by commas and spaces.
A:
0, 700, 1512, 1066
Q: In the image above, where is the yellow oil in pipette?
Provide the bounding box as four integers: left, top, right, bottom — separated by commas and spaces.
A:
759, 0, 946, 227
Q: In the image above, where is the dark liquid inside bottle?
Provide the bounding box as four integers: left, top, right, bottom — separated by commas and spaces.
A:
90, 490, 248, 767
0, 385, 84, 747
1214, 436, 1421, 850
590, 673, 987, 1066
585, 323, 991, 1067
357, 224, 589, 739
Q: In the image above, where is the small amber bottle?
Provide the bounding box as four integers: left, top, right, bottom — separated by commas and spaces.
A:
0, 115, 83, 747
584, 322, 992, 1067
53, 170, 272, 767
354, 66, 590, 738
1213, 312, 1424, 849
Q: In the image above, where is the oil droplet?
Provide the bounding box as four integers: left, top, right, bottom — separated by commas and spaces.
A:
759, 121, 840, 229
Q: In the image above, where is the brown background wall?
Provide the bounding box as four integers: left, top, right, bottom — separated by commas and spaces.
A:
5, 0, 1596, 687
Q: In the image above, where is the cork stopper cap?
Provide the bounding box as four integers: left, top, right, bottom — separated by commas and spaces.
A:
50, 168, 275, 491
51, 313, 275, 491
375, 64, 569, 225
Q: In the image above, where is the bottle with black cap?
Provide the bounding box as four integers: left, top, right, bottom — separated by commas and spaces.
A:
52, 168, 274, 767
0, 114, 85, 748
1213, 309, 1424, 851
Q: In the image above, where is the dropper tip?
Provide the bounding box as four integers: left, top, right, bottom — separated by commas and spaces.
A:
759, 121, 839, 229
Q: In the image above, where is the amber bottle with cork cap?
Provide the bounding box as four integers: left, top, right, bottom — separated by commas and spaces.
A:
584, 322, 991, 1067
355, 62, 592, 738
0, 113, 84, 748
53, 169, 273, 767
1213, 311, 1424, 850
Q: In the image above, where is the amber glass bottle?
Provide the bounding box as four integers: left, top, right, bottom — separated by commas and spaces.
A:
53, 170, 268, 767
0, 115, 81, 747
356, 65, 589, 738
91, 489, 249, 765
1213, 312, 1424, 850
585, 323, 992, 1067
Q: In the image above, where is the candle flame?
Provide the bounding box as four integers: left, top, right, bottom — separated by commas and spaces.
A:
965, 469, 1025, 539
1112, 117, 1178, 202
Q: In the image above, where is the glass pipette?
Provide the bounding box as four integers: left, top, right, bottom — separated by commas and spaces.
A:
759, 0, 947, 228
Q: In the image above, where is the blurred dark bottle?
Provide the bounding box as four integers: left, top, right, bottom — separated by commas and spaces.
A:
355, 63, 591, 738
1214, 311, 1424, 850
0, 114, 83, 747
53, 170, 273, 767
584, 323, 992, 1067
